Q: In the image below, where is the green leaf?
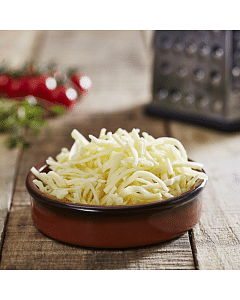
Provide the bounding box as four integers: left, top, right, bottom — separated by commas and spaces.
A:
0, 98, 62, 149
51, 105, 66, 116
4, 136, 19, 148
21, 140, 32, 149
28, 119, 46, 135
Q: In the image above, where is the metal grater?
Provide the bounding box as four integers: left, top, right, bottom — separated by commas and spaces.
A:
145, 30, 240, 131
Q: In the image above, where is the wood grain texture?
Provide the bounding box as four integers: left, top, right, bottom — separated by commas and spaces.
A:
0, 206, 194, 270
169, 122, 240, 269
0, 139, 20, 249
0, 30, 197, 269
0, 108, 196, 270
0, 31, 39, 254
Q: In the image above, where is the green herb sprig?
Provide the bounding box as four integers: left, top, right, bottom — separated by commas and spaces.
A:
0, 98, 65, 149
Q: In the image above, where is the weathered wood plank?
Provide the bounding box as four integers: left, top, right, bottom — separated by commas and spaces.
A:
0, 139, 20, 250
169, 122, 240, 269
0, 108, 196, 269
0, 210, 8, 253
0, 30, 41, 254
0, 206, 194, 270
1, 30, 196, 269
0, 135, 20, 211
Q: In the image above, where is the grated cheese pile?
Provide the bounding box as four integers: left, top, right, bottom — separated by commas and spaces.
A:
31, 128, 208, 206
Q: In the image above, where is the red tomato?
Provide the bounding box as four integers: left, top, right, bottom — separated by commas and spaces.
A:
0, 73, 11, 96
45, 84, 78, 108
0, 63, 11, 96
27, 74, 57, 99
7, 75, 30, 98
68, 69, 91, 96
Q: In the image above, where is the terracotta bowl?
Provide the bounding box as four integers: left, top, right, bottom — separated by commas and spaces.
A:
26, 162, 207, 248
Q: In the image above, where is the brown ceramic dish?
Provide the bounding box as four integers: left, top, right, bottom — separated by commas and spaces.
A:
26, 161, 207, 248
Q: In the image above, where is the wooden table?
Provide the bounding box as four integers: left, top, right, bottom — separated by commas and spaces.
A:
1, 30, 240, 270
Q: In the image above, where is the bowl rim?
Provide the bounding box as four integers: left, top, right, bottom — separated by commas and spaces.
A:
26, 161, 207, 215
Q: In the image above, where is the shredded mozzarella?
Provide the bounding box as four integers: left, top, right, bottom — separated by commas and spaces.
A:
31, 128, 208, 206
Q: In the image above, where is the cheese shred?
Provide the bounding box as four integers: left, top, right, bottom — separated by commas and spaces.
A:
31, 128, 208, 206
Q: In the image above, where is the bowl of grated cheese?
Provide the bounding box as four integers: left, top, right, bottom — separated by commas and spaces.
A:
26, 128, 208, 248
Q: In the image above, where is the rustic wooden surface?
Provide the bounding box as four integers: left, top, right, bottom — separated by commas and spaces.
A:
169, 123, 240, 269
0, 30, 240, 270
